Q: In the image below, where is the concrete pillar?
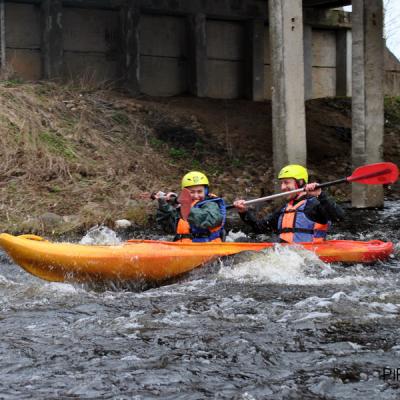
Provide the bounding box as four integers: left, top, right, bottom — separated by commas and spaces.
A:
303, 24, 313, 100
188, 13, 207, 98
41, 0, 63, 79
245, 19, 265, 101
336, 29, 351, 97
121, 1, 140, 95
269, 0, 307, 175
351, 0, 384, 207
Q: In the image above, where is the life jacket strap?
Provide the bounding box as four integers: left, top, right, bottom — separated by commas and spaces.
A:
173, 233, 212, 241
278, 227, 315, 234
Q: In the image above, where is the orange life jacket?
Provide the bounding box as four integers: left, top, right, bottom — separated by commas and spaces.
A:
175, 197, 225, 243
278, 199, 329, 243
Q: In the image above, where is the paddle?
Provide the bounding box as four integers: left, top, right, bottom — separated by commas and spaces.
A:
226, 162, 399, 209
178, 188, 193, 220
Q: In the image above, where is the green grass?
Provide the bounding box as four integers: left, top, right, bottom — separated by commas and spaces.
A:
169, 147, 187, 160
1, 78, 24, 87
112, 112, 130, 125
384, 96, 400, 127
39, 131, 77, 159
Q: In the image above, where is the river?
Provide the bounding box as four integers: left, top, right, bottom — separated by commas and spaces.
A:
0, 201, 399, 399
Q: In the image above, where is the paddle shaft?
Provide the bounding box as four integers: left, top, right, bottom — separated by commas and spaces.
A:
226, 178, 346, 209
226, 167, 393, 209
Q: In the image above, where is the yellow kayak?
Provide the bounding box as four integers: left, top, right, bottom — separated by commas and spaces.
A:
0, 233, 394, 284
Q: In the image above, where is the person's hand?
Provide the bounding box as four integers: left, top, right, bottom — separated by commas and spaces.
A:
234, 199, 248, 213
165, 192, 178, 202
304, 182, 322, 197
153, 191, 166, 200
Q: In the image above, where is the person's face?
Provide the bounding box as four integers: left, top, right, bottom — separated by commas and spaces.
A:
280, 178, 298, 200
188, 185, 206, 201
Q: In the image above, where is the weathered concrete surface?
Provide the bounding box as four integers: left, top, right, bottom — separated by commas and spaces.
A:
140, 0, 268, 19
140, 56, 188, 96
304, 24, 313, 100
63, 8, 119, 52
207, 20, 245, 99
207, 60, 244, 99
120, 2, 140, 94
2, 0, 400, 101
188, 13, 207, 97
304, 8, 351, 29
42, 0, 63, 79
64, 52, 118, 82
384, 48, 400, 97
312, 29, 336, 98
63, 7, 119, 81
336, 29, 350, 96
263, 27, 271, 99
351, 0, 384, 208
140, 14, 188, 96
5, 3, 41, 48
245, 19, 264, 101
6, 49, 41, 80
269, 0, 307, 174
5, 2, 41, 78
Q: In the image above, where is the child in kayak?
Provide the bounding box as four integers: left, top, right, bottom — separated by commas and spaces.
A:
155, 171, 226, 242
233, 165, 344, 243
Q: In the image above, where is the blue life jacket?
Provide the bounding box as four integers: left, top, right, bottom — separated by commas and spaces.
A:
277, 198, 330, 243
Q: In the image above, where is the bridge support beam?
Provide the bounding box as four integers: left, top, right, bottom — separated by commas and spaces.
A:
121, 0, 140, 95
188, 13, 208, 98
41, 0, 64, 79
269, 0, 307, 176
351, 0, 384, 207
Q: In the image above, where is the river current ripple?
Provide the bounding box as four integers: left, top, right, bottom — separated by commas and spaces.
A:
0, 201, 400, 399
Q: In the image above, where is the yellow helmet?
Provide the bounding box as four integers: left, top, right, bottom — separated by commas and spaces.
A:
181, 171, 209, 188
278, 165, 308, 183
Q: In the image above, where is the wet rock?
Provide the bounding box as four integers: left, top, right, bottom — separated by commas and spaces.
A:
115, 219, 132, 229
39, 212, 63, 229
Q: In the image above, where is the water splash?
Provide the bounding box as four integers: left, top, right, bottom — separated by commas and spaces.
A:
80, 225, 121, 245
219, 245, 331, 284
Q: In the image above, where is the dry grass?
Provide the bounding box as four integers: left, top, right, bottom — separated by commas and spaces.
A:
0, 81, 195, 233
1, 81, 398, 235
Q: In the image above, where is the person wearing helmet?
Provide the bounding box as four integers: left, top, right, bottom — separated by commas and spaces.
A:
233, 165, 344, 243
155, 171, 226, 242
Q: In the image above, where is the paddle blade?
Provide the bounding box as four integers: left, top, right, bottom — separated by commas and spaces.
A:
178, 188, 192, 220
348, 162, 399, 185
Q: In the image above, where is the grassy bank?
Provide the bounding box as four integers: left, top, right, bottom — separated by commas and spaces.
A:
0, 81, 399, 236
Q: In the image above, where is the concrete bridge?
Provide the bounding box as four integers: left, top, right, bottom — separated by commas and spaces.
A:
0, 0, 397, 207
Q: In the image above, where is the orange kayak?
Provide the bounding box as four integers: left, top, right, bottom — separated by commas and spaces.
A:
0, 233, 394, 284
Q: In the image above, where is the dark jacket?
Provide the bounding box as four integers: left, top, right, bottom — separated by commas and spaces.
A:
156, 197, 223, 235
239, 191, 344, 235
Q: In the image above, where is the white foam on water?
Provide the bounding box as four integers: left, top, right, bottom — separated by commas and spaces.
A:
219, 245, 390, 286
80, 225, 121, 245
225, 230, 249, 242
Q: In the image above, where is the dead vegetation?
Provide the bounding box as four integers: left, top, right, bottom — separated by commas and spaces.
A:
0, 80, 399, 235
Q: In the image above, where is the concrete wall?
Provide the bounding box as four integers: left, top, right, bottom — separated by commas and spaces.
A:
206, 20, 245, 99
139, 14, 188, 96
311, 29, 336, 98
384, 48, 400, 97
5, 3, 41, 80
1, 1, 400, 99
63, 7, 120, 82
263, 26, 271, 100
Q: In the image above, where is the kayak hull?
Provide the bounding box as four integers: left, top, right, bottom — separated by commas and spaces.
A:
0, 233, 394, 284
